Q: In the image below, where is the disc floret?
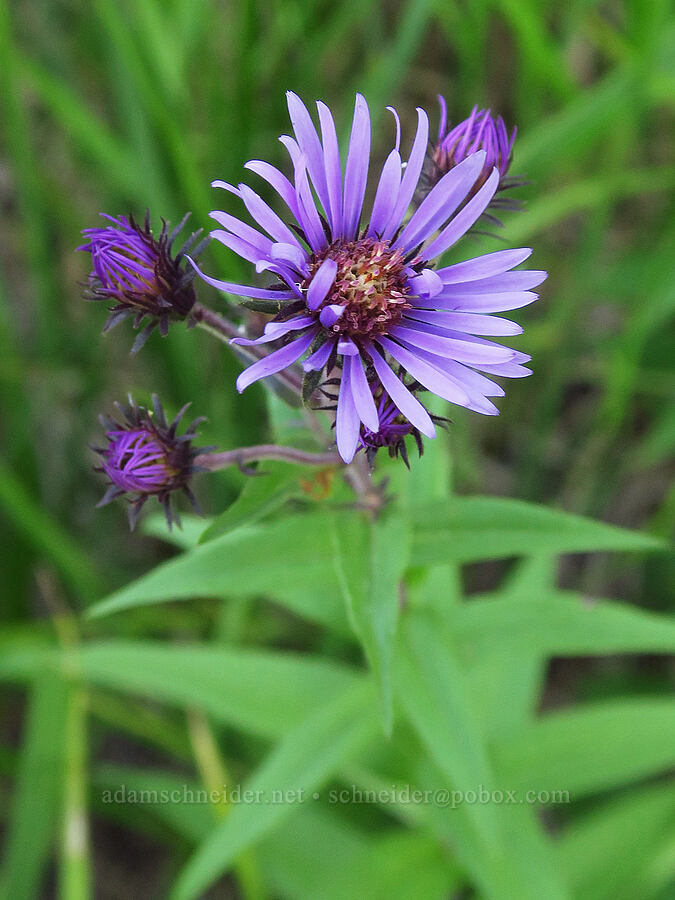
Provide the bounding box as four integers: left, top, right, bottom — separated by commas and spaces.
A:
307, 238, 412, 339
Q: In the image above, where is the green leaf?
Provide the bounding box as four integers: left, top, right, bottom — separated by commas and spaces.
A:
69, 641, 361, 740
142, 513, 208, 549
493, 697, 675, 800
260, 808, 459, 900
87, 512, 343, 626
198, 463, 302, 543
450, 595, 675, 657
1, 673, 69, 900
302, 364, 324, 407
411, 496, 665, 566
405, 754, 568, 900
396, 613, 500, 851
331, 509, 411, 734
464, 557, 555, 737
170, 681, 377, 900
258, 807, 367, 900
557, 782, 675, 900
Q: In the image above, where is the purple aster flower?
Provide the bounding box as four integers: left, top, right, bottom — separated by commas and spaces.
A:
193, 93, 546, 463
417, 98, 521, 216
93, 395, 207, 529
79, 212, 207, 354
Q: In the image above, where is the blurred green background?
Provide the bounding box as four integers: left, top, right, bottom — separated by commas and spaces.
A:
0, 0, 673, 897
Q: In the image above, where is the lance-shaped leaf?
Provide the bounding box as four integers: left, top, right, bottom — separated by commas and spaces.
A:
331, 508, 411, 734
199, 462, 303, 543
410, 496, 664, 566
170, 681, 377, 900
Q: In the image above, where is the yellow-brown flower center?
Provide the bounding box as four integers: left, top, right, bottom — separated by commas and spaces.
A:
307, 238, 412, 338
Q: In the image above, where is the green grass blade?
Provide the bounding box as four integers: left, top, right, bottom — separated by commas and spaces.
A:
0, 459, 101, 601
1, 673, 70, 899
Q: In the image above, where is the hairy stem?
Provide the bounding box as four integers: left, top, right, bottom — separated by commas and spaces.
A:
192, 301, 304, 395
195, 444, 342, 471
192, 300, 240, 340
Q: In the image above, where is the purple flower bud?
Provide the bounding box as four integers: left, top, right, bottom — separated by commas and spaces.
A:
417, 98, 522, 216
93, 395, 209, 530
78, 212, 207, 354
357, 385, 449, 469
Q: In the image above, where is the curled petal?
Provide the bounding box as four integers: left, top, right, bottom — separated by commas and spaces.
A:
307, 258, 338, 311
319, 304, 345, 327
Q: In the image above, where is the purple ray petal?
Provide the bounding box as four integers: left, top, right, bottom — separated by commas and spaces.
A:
270, 241, 310, 276
231, 316, 315, 346
211, 180, 241, 197
437, 94, 448, 142
342, 94, 371, 239
319, 304, 345, 327
347, 353, 379, 432
238, 184, 303, 248
377, 336, 471, 408
209, 229, 265, 265
365, 343, 436, 438
294, 159, 328, 252
443, 330, 529, 359
420, 168, 500, 262
402, 309, 523, 336
439, 358, 505, 397
279, 134, 301, 167
477, 361, 532, 378
209, 210, 273, 256
244, 160, 300, 220
386, 106, 401, 151
435, 270, 547, 294
335, 364, 360, 463
338, 338, 360, 356
307, 258, 338, 310
253, 260, 303, 297
286, 92, 331, 219
388, 324, 515, 364
394, 151, 486, 252
428, 291, 539, 313
397, 344, 504, 411
382, 108, 429, 240
302, 337, 337, 372
407, 268, 443, 299
367, 149, 402, 238
398, 342, 504, 401
236, 328, 317, 392
189, 257, 296, 300
437, 248, 533, 284
317, 101, 343, 237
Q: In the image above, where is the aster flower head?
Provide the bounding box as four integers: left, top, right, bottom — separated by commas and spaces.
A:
79, 212, 206, 354
418, 97, 520, 213
93, 395, 207, 529
194, 92, 546, 464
